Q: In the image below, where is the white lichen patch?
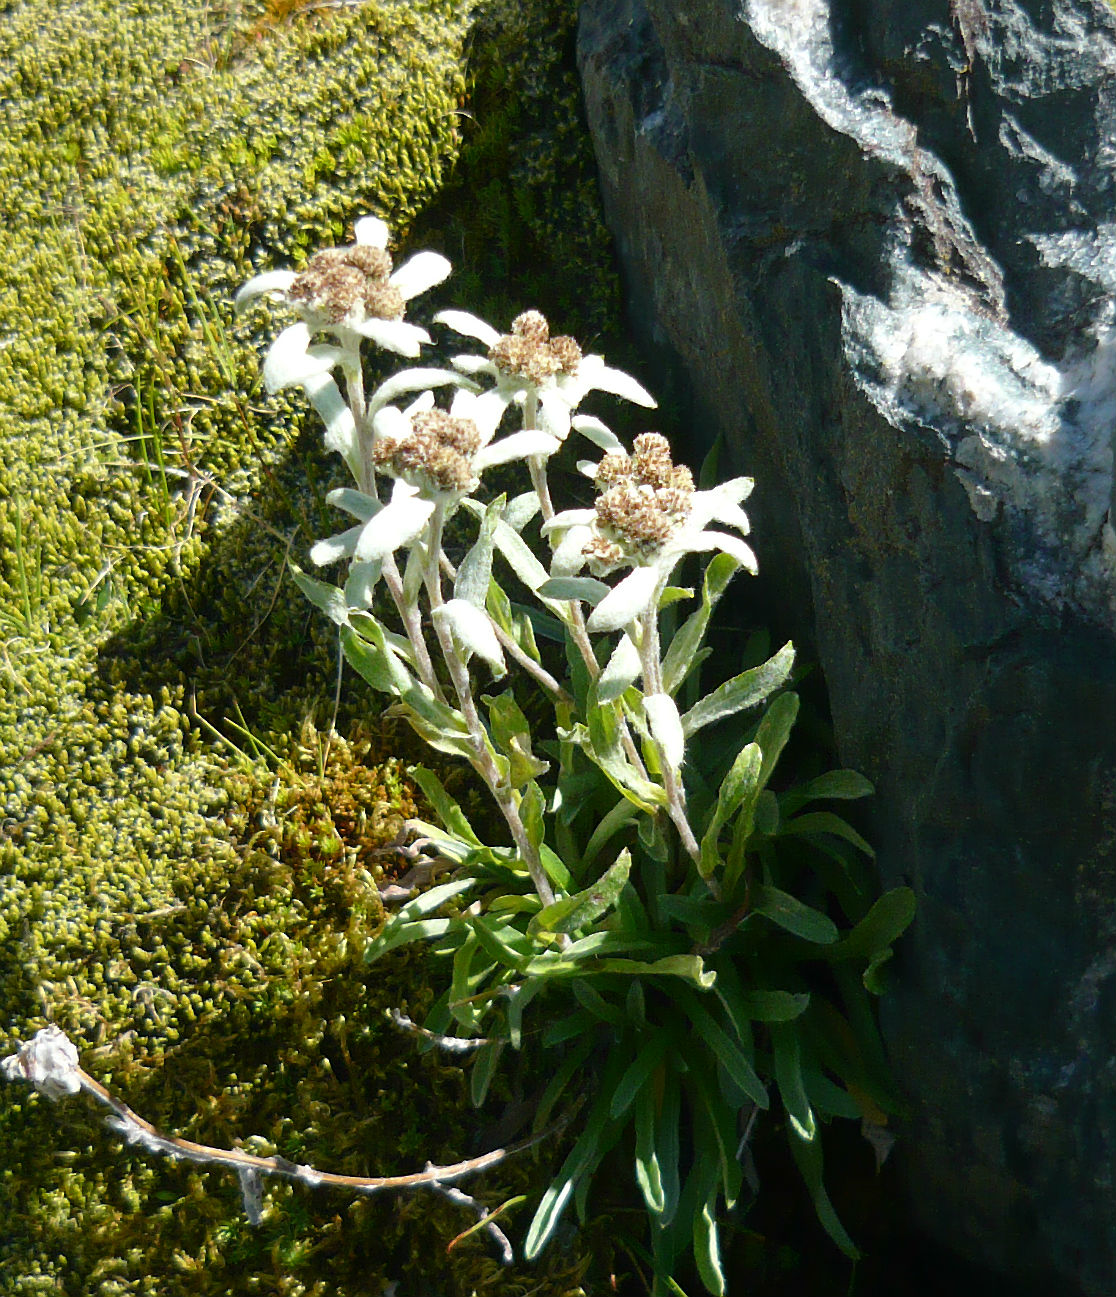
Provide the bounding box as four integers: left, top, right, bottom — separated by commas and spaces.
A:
846, 271, 1116, 622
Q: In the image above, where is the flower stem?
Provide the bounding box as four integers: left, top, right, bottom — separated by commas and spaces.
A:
424, 506, 556, 909
640, 602, 703, 875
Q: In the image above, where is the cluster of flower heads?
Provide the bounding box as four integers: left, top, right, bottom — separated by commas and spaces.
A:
235, 215, 452, 370
586, 433, 696, 573
238, 216, 757, 630
487, 310, 582, 386
547, 436, 757, 633
287, 243, 403, 328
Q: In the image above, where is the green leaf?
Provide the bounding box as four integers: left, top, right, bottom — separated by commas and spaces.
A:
656, 1067, 683, 1226
780, 769, 874, 814
611, 1036, 672, 1121
677, 990, 768, 1108
662, 552, 741, 695
532, 1035, 594, 1135
863, 947, 894, 995
409, 766, 482, 847
470, 1039, 504, 1107
733, 989, 810, 1022
691, 1061, 743, 1208
772, 1022, 817, 1141
572, 979, 626, 1028
467, 912, 531, 973
788, 1119, 859, 1258
339, 619, 405, 696
524, 1077, 619, 1258
455, 495, 503, 608
485, 691, 549, 786
580, 798, 637, 872
539, 844, 573, 890
519, 780, 546, 855
680, 642, 795, 737
778, 811, 875, 859
594, 955, 716, 987
289, 562, 349, 626
693, 1197, 725, 1297
363, 916, 454, 963
578, 706, 668, 814
752, 883, 839, 944
823, 887, 916, 962
634, 1080, 666, 1214
342, 621, 472, 746
395, 877, 477, 922
383, 701, 476, 762
506, 980, 544, 1050
699, 741, 762, 879
450, 930, 488, 1032
754, 689, 800, 790
485, 574, 514, 634
529, 850, 631, 937
538, 576, 611, 605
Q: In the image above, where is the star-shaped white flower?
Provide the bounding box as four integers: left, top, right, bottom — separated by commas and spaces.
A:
543, 434, 757, 632
434, 308, 656, 444
309, 387, 559, 577
236, 216, 452, 393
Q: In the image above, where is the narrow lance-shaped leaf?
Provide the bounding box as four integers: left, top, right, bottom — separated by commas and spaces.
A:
778, 811, 875, 859
752, 883, 839, 945
699, 741, 762, 880
754, 689, 800, 790
484, 690, 549, 787
529, 849, 632, 936
454, 495, 503, 609
662, 552, 741, 695
537, 576, 611, 605
788, 1117, 859, 1258
290, 562, 350, 627
680, 642, 795, 737
611, 1036, 673, 1121
823, 887, 916, 962
772, 1022, 817, 1142
780, 768, 875, 814
634, 1080, 666, 1214
524, 1062, 624, 1258
410, 765, 482, 847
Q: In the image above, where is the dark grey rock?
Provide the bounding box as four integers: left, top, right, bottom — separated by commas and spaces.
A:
577, 1, 1116, 1292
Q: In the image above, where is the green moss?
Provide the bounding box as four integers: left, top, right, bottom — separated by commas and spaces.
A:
0, 0, 641, 1289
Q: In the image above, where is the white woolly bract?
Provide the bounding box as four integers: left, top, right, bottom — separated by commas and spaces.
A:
598, 633, 642, 702
644, 692, 686, 770
433, 599, 506, 676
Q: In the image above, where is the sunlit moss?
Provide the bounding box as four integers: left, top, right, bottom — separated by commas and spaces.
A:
0, 0, 626, 1290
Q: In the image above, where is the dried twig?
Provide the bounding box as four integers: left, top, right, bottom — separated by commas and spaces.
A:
2, 1026, 527, 1255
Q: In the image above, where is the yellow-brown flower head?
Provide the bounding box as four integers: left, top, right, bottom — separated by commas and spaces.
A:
585, 434, 695, 571
288, 243, 404, 326
488, 310, 583, 385
373, 409, 482, 497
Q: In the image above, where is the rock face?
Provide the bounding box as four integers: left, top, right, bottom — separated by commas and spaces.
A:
577, 1, 1116, 1292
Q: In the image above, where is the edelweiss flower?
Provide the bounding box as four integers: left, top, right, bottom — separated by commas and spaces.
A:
235, 216, 451, 392
434, 308, 656, 443
310, 387, 558, 573
544, 433, 757, 632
